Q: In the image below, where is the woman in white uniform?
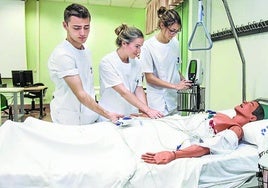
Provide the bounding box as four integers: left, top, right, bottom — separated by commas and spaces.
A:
140, 6, 192, 115
98, 24, 163, 119
48, 3, 122, 125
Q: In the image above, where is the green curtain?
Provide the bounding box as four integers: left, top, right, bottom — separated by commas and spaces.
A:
176, 1, 189, 76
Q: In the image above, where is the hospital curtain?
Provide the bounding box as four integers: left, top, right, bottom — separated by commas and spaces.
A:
176, 1, 189, 74
145, 0, 184, 34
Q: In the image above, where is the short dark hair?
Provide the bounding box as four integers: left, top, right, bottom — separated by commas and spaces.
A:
252, 101, 264, 120
64, 3, 91, 23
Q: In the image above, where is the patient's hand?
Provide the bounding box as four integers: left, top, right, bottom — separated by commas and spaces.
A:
141, 151, 175, 165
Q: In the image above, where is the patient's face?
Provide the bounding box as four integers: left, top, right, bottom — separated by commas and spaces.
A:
234, 101, 259, 124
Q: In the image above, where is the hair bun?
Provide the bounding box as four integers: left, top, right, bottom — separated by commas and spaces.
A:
157, 6, 167, 18
115, 24, 128, 35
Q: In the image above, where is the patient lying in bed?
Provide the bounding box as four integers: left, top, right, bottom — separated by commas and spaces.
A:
141, 100, 265, 165
1, 100, 266, 188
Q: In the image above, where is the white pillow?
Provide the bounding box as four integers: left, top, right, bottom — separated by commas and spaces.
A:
242, 119, 268, 152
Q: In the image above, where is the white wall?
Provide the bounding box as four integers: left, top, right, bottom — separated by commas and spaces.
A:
191, 0, 268, 110
0, 0, 26, 78
188, 0, 212, 108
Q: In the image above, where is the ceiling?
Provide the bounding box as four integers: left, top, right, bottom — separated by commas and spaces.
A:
26, 0, 151, 8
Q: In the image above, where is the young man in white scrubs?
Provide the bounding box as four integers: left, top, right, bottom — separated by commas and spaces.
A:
48, 3, 122, 125
140, 7, 192, 116
98, 24, 163, 119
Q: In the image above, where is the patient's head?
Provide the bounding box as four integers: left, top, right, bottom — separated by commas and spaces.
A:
234, 100, 264, 125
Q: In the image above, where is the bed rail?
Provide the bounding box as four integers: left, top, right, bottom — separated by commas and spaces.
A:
256, 98, 268, 104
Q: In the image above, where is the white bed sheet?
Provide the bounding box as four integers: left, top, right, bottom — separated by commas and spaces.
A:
0, 115, 259, 188
127, 143, 258, 188
0, 119, 136, 188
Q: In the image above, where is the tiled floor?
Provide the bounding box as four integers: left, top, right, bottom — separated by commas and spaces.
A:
23, 104, 52, 122
1, 104, 52, 125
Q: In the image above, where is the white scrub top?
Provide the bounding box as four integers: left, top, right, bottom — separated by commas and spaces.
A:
140, 36, 181, 115
48, 40, 99, 125
98, 51, 143, 117
174, 113, 238, 154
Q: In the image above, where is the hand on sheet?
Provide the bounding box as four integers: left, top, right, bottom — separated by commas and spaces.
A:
130, 113, 149, 118
141, 151, 175, 165
107, 112, 124, 123
144, 108, 164, 119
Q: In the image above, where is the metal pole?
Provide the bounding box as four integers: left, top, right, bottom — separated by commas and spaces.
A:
222, 0, 246, 102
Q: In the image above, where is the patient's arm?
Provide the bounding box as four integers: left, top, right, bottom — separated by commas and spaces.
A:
141, 145, 210, 165
229, 125, 243, 140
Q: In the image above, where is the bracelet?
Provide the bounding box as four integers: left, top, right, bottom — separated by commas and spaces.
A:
171, 151, 176, 160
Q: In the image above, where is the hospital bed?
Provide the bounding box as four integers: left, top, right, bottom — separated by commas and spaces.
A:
0, 108, 266, 188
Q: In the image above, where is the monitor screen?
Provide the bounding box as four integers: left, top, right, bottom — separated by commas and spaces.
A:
11, 70, 33, 87
188, 60, 197, 82
189, 60, 197, 73
23, 70, 33, 87
12, 70, 23, 87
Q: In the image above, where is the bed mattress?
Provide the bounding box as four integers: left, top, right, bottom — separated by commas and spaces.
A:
0, 116, 259, 188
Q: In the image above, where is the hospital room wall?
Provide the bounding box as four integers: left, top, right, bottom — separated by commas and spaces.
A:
209, 0, 268, 110
188, 0, 268, 111
187, 0, 212, 110
25, 1, 145, 102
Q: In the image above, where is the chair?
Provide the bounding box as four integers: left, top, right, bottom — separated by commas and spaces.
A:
1, 94, 13, 120
24, 83, 47, 116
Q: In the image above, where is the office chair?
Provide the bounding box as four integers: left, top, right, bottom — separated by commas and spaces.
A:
24, 83, 47, 115
0, 94, 13, 120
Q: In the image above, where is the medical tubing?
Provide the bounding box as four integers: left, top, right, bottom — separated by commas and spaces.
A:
155, 114, 207, 132
115, 124, 158, 187
150, 120, 190, 150
154, 114, 216, 147
114, 114, 211, 152
143, 115, 201, 150
113, 127, 139, 183
112, 116, 209, 186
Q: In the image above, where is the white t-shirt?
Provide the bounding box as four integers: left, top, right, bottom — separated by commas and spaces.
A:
172, 113, 239, 154
98, 51, 143, 117
48, 40, 99, 125
140, 36, 181, 115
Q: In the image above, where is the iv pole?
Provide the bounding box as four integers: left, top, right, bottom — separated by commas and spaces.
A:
222, 0, 246, 102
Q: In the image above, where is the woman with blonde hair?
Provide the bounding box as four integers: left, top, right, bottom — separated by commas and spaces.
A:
98, 24, 163, 120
